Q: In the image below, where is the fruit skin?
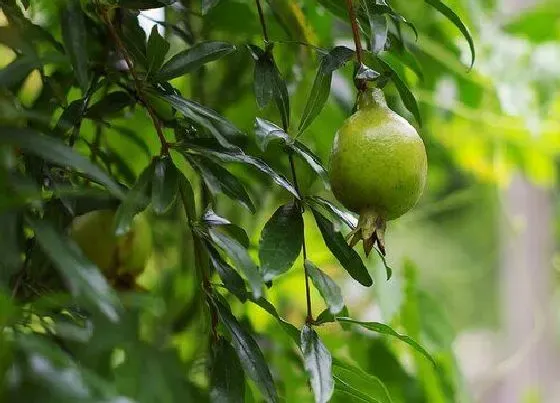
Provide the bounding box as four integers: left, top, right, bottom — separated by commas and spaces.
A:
68, 209, 152, 285
329, 88, 427, 255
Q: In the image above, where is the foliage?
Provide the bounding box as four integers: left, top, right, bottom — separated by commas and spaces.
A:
2, 0, 543, 402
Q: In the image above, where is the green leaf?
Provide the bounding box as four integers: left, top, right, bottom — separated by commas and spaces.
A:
26, 217, 120, 321
61, 0, 89, 93
190, 155, 255, 213
254, 118, 329, 187
301, 324, 334, 403
311, 209, 372, 287
210, 337, 246, 403
298, 46, 354, 134
248, 297, 300, 343
209, 228, 263, 298
149, 89, 243, 146
112, 125, 151, 157
146, 26, 170, 77
305, 196, 357, 229
331, 358, 393, 403
0, 212, 21, 284
181, 143, 299, 199
116, 0, 174, 9
114, 162, 153, 236
0, 128, 124, 199
85, 91, 134, 119
121, 11, 147, 67
0, 56, 42, 90
202, 0, 221, 14
207, 244, 248, 302
158, 41, 236, 80
425, 0, 475, 68
248, 45, 290, 131
335, 318, 437, 367
214, 299, 278, 403
151, 156, 179, 214
378, 58, 422, 127
304, 260, 343, 315
259, 202, 303, 282
368, 14, 388, 53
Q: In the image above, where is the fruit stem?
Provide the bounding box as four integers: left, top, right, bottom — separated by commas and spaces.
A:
345, 0, 367, 91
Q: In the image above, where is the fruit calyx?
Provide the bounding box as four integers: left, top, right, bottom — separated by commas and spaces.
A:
356, 87, 388, 110
346, 210, 386, 257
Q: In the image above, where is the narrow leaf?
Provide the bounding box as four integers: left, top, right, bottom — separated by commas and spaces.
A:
291, 141, 330, 188
0, 128, 124, 199
378, 59, 422, 127
425, 0, 475, 68
214, 299, 278, 403
61, 0, 89, 93
209, 228, 263, 298
27, 217, 120, 321
254, 117, 289, 151
301, 324, 334, 403
311, 209, 372, 287
151, 156, 179, 214
114, 162, 153, 236
210, 338, 246, 403
259, 202, 303, 282
304, 260, 343, 314
370, 14, 388, 53
158, 41, 236, 80
190, 155, 255, 212
146, 25, 170, 77
335, 318, 437, 367
332, 358, 393, 403
207, 244, 248, 302
305, 196, 357, 229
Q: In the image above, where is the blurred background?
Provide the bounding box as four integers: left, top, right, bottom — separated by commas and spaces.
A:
2, 0, 560, 402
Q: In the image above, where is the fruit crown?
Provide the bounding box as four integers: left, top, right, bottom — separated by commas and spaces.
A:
357, 88, 388, 110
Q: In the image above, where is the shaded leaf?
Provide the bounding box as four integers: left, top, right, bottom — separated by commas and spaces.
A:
202, 0, 221, 14
209, 228, 263, 298
0, 212, 21, 284
290, 141, 330, 188
190, 155, 255, 212
117, 0, 174, 9
335, 318, 437, 367
85, 91, 134, 119
259, 202, 303, 282
311, 209, 372, 287
151, 156, 179, 214
425, 0, 475, 68
214, 299, 278, 403
61, 0, 89, 93
26, 217, 120, 321
301, 324, 334, 403
114, 162, 153, 236
158, 41, 236, 80
254, 117, 289, 152
304, 260, 343, 314
210, 337, 246, 403
0, 56, 42, 90
0, 128, 124, 199
207, 244, 248, 302
146, 25, 170, 77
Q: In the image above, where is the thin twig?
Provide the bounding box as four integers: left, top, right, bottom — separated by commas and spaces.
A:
255, 0, 269, 43
289, 153, 313, 323
101, 9, 168, 155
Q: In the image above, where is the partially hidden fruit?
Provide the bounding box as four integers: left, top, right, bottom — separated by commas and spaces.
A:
329, 88, 427, 256
69, 209, 153, 286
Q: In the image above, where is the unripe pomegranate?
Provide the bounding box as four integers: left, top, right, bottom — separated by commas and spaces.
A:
329, 88, 427, 255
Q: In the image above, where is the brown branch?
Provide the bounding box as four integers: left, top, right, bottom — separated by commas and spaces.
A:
101, 9, 169, 155
345, 0, 367, 91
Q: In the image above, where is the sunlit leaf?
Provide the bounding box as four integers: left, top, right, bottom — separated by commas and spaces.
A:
331, 358, 393, 403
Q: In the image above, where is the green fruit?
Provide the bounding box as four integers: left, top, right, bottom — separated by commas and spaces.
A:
329, 88, 427, 255
69, 209, 152, 280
